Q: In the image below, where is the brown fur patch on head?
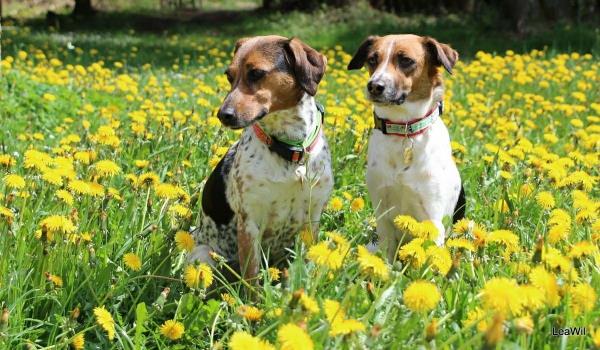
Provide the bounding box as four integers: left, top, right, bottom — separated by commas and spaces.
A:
218, 36, 326, 128
348, 34, 458, 103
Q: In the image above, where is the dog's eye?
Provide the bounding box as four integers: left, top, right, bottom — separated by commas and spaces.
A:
367, 55, 378, 66
398, 55, 415, 68
247, 69, 266, 82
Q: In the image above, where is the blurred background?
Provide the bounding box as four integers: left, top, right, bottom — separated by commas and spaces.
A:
1, 0, 599, 58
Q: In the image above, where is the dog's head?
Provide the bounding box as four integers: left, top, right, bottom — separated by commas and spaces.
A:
347, 34, 458, 105
217, 35, 327, 129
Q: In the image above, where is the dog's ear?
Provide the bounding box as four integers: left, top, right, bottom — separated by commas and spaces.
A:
424, 37, 459, 74
284, 38, 327, 96
233, 37, 250, 55
347, 35, 378, 70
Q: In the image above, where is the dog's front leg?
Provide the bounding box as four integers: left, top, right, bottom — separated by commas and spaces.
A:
237, 219, 260, 283
377, 218, 399, 262
432, 220, 446, 246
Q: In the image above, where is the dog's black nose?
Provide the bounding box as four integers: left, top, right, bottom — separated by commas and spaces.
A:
217, 107, 236, 124
367, 81, 385, 96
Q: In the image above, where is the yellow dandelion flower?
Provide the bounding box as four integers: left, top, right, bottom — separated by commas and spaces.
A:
40, 215, 76, 234
328, 196, 343, 211
237, 305, 263, 321
46, 273, 63, 287
134, 159, 149, 168
68, 180, 92, 196
394, 215, 418, 232
299, 293, 319, 314
464, 307, 489, 332
93, 306, 116, 341
70, 333, 85, 350
350, 197, 365, 212
324, 299, 365, 336
529, 266, 560, 307
398, 238, 426, 267
568, 241, 598, 259
518, 285, 546, 312
55, 190, 74, 206
591, 328, 600, 348
357, 246, 389, 280
154, 183, 181, 199
413, 221, 440, 241
520, 183, 533, 196
138, 172, 159, 187
0, 154, 16, 167
169, 204, 192, 218
403, 280, 441, 313
278, 323, 313, 350
568, 283, 596, 316
183, 264, 213, 289
42, 170, 63, 186
548, 223, 570, 244
221, 293, 236, 306
0, 206, 14, 221
307, 241, 346, 270
446, 238, 475, 251
3, 174, 26, 189
452, 218, 473, 234
123, 253, 142, 271
93, 160, 121, 178
229, 331, 274, 350
425, 245, 452, 275
159, 320, 184, 340
481, 277, 523, 316
268, 267, 281, 281
174, 231, 195, 252
536, 191, 555, 209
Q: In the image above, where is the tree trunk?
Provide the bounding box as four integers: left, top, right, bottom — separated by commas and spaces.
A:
72, 0, 95, 16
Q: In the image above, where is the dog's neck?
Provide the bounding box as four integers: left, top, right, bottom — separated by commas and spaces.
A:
256, 94, 319, 143
373, 86, 443, 123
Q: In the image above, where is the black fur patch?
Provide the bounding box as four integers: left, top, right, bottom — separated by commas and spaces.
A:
453, 185, 466, 223
202, 150, 235, 227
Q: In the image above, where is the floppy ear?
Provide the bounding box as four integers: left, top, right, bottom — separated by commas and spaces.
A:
347, 35, 378, 70
424, 37, 459, 74
233, 37, 250, 54
284, 38, 327, 96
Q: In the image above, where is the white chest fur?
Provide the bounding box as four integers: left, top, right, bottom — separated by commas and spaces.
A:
366, 97, 461, 260
227, 96, 333, 261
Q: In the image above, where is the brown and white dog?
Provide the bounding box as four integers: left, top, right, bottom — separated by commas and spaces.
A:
348, 34, 465, 261
190, 36, 333, 281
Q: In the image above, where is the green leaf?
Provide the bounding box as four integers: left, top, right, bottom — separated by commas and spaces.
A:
134, 302, 148, 348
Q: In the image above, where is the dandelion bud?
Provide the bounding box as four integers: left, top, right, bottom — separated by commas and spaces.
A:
425, 318, 438, 341
446, 252, 462, 279
370, 323, 382, 337
1, 307, 9, 327
531, 235, 543, 263
366, 282, 376, 301
514, 316, 533, 335
484, 313, 505, 349
70, 306, 80, 320
290, 289, 303, 309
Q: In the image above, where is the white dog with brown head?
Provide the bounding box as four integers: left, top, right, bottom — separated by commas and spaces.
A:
348, 34, 466, 261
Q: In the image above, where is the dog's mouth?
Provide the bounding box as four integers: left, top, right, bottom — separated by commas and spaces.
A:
368, 92, 408, 106
221, 109, 268, 130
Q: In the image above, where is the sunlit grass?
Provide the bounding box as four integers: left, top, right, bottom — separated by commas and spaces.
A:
0, 23, 599, 349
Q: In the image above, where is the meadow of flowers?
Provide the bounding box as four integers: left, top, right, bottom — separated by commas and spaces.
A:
0, 24, 599, 349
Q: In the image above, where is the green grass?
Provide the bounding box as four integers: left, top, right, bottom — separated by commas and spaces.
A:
0, 4, 599, 349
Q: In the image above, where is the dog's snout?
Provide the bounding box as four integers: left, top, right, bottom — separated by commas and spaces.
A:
367, 80, 385, 96
217, 107, 236, 124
